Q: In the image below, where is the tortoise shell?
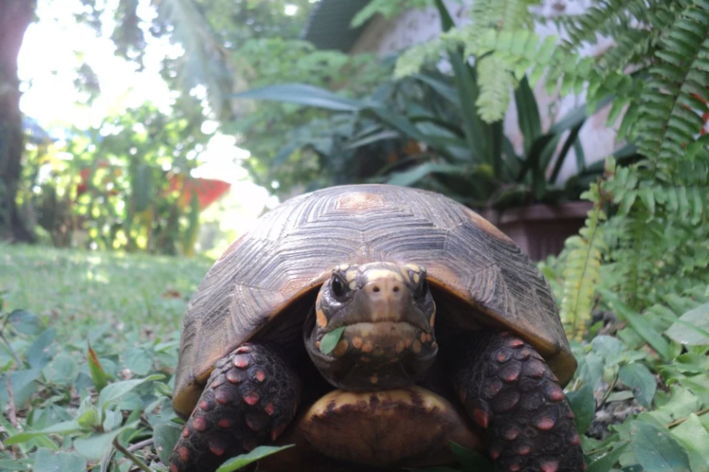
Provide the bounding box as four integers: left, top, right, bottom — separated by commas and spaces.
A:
173, 184, 575, 417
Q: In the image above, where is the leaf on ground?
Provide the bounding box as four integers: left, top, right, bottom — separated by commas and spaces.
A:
619, 363, 656, 408
630, 421, 691, 472
98, 374, 163, 412
670, 414, 709, 472
33, 448, 86, 472
566, 384, 596, 434
73, 421, 138, 461
153, 421, 183, 464
216, 445, 294, 472
666, 303, 709, 345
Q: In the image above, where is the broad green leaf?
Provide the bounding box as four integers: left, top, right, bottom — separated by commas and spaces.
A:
87, 344, 108, 392
566, 384, 596, 434
666, 303, 709, 345
124, 347, 153, 376
34, 448, 86, 472
602, 290, 671, 360
670, 414, 709, 472
630, 421, 691, 472
44, 353, 78, 385
606, 391, 635, 402
27, 328, 56, 369
153, 421, 183, 464
231, 84, 366, 112
449, 441, 493, 472
587, 442, 629, 472
98, 374, 164, 412
319, 327, 345, 355
387, 162, 464, 187
216, 445, 294, 472
619, 363, 656, 408
5, 420, 82, 446
7, 309, 45, 335
73, 421, 139, 461
0, 458, 32, 470
592, 335, 625, 358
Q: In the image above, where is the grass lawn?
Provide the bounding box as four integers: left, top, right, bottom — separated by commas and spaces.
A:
0, 245, 213, 471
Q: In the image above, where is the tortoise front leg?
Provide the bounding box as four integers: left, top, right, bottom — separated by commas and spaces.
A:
169, 343, 302, 472
449, 332, 584, 472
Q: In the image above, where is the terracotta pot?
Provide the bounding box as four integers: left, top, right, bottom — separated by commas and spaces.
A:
481, 202, 593, 261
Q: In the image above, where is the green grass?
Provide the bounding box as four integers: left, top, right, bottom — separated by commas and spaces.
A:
1, 244, 211, 346
0, 245, 212, 471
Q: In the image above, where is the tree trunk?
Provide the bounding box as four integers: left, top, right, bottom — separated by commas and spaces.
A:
0, 0, 37, 242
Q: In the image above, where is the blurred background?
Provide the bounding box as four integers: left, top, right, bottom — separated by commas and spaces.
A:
1, 0, 651, 261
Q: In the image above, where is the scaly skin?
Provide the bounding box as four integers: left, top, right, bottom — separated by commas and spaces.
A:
451, 332, 585, 472
169, 343, 302, 472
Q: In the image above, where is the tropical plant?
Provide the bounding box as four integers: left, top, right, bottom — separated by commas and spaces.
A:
18, 103, 211, 255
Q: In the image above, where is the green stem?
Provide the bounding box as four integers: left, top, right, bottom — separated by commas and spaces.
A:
112, 437, 153, 472
667, 407, 709, 429
600, 372, 619, 405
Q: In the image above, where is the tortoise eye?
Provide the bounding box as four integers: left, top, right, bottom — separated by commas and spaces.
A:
331, 276, 347, 298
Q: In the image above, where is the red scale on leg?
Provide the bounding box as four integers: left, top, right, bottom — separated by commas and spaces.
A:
504, 427, 520, 441
523, 359, 546, 378
217, 419, 231, 429
254, 370, 266, 383
271, 423, 287, 442
243, 391, 260, 406
200, 399, 216, 411
209, 440, 226, 457
177, 447, 190, 462
499, 362, 522, 382
539, 459, 559, 472
214, 386, 236, 405
263, 402, 275, 416
226, 369, 243, 384
233, 355, 250, 369
474, 408, 489, 428
191, 416, 207, 432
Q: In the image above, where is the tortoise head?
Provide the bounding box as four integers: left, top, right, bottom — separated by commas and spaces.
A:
304, 262, 438, 391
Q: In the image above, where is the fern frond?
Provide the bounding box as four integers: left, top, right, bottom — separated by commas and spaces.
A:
394, 39, 445, 79
560, 181, 607, 341
635, 4, 709, 166
470, 0, 536, 31
476, 55, 517, 122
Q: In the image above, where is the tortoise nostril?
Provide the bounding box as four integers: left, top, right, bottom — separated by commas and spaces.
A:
373, 286, 380, 293
393, 286, 400, 292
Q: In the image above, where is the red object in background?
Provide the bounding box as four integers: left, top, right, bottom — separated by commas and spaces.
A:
172, 177, 231, 210
76, 163, 230, 211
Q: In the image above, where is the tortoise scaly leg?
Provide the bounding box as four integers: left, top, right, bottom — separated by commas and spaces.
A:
169, 343, 302, 472
451, 332, 585, 472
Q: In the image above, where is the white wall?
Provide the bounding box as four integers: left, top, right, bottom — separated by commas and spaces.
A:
350, 0, 619, 183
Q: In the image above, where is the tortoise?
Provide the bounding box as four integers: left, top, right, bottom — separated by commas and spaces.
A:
169, 184, 584, 472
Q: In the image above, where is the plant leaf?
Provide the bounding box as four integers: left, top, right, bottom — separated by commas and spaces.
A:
216, 445, 294, 472
319, 327, 345, 355
630, 421, 691, 472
